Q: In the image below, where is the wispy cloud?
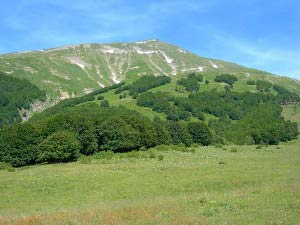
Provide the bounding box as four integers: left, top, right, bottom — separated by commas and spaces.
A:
210, 33, 300, 78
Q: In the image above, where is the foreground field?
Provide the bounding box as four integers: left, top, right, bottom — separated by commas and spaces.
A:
1, 141, 300, 225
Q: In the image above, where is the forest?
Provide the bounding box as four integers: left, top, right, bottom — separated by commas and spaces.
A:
0, 74, 299, 167
0, 72, 46, 126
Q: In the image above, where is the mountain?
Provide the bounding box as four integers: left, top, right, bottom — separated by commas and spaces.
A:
1, 40, 300, 167
1, 39, 300, 104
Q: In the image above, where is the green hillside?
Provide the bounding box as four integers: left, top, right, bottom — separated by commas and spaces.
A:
1, 41, 300, 168
1, 40, 300, 103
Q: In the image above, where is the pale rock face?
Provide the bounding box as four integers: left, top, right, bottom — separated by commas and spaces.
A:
111, 71, 121, 84
198, 66, 205, 72
209, 60, 219, 69
177, 48, 186, 53
136, 49, 157, 55
102, 49, 115, 54
67, 57, 86, 69
60, 90, 70, 100
83, 88, 94, 94
23, 66, 37, 73
159, 50, 177, 75
101, 46, 128, 54
159, 50, 174, 64
97, 82, 105, 88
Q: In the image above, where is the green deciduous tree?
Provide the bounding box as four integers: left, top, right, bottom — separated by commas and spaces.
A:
38, 131, 80, 163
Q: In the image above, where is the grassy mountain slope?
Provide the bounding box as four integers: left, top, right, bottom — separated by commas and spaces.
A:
1, 40, 300, 103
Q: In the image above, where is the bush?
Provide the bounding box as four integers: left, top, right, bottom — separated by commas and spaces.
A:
256, 80, 273, 92
176, 73, 200, 92
218, 161, 226, 165
230, 147, 238, 152
158, 154, 164, 161
97, 95, 104, 100
100, 100, 110, 107
247, 80, 256, 85
38, 131, 80, 163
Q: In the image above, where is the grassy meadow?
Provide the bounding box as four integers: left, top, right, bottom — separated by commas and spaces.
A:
1, 141, 300, 225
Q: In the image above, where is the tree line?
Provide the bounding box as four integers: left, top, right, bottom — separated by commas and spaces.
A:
0, 104, 213, 167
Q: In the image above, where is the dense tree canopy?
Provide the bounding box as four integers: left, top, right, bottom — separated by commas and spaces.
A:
176, 73, 203, 92
0, 72, 46, 126
38, 131, 80, 163
214, 74, 238, 86
0, 77, 299, 167
115, 76, 171, 96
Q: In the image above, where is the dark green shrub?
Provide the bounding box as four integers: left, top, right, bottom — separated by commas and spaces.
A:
247, 80, 256, 85
97, 95, 104, 100
38, 131, 80, 163
230, 147, 238, 152
176, 73, 200, 92
214, 74, 238, 86
256, 80, 273, 92
158, 154, 164, 161
100, 100, 110, 107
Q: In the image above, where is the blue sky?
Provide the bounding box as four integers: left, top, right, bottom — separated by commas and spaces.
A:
0, 0, 299, 78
